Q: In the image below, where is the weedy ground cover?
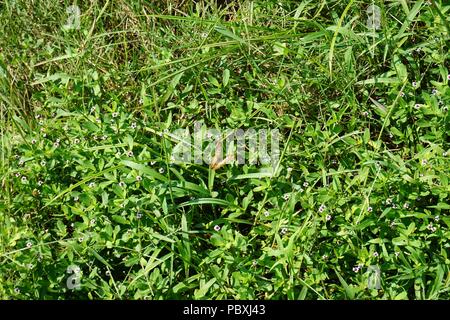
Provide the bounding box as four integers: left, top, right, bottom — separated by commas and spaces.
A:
0, 0, 449, 299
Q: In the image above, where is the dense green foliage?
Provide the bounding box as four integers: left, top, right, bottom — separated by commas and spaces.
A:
0, 0, 449, 299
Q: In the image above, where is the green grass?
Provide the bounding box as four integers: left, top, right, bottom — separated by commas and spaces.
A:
0, 0, 449, 299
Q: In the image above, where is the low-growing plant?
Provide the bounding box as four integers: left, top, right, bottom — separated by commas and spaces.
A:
0, 0, 449, 300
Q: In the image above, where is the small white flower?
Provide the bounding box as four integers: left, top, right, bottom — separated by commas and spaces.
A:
386, 198, 392, 205
26, 241, 33, 248
112, 112, 119, 118
88, 182, 95, 188
40, 160, 46, 166
431, 226, 437, 232
421, 159, 428, 166
73, 138, 80, 144
27, 263, 33, 269
443, 152, 448, 157
427, 223, 434, 230
136, 212, 142, 219
136, 176, 142, 181
150, 161, 156, 165
127, 150, 134, 157
412, 81, 417, 87
414, 103, 420, 109
78, 237, 84, 243
106, 270, 111, 276
325, 214, 332, 221
74, 196, 79, 202
90, 106, 96, 113
15, 173, 21, 178
130, 122, 137, 129
447, 74, 450, 81
31, 139, 37, 144
21, 176, 27, 183
395, 252, 400, 258
403, 202, 409, 209
283, 194, 290, 201
373, 252, 379, 257
322, 255, 328, 261
102, 135, 107, 140
90, 219, 96, 226
362, 111, 369, 117
303, 181, 309, 187
118, 181, 126, 187
434, 215, 440, 222
352, 266, 360, 272
159, 168, 165, 174
14, 288, 20, 294
367, 206, 373, 212
280, 227, 288, 235
400, 91, 405, 97
213, 225, 221, 232
264, 211, 270, 217
53, 141, 59, 147
318, 204, 326, 213
432, 89, 437, 95
18, 160, 24, 166
287, 167, 293, 173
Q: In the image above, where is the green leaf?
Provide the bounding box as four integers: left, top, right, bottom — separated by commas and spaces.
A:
392, 236, 407, 246
223, 69, 230, 87
88, 248, 112, 269
334, 268, 355, 299
178, 198, 234, 208
120, 160, 168, 182
194, 278, 216, 299
356, 77, 402, 86
369, 97, 388, 116
112, 215, 129, 225
214, 25, 245, 44
427, 202, 450, 210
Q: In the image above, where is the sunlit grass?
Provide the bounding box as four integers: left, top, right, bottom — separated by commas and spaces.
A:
0, 0, 449, 300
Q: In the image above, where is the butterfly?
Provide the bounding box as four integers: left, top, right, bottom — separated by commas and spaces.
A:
210, 153, 234, 170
